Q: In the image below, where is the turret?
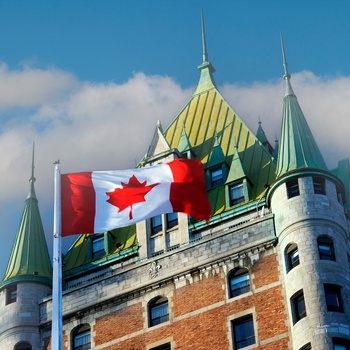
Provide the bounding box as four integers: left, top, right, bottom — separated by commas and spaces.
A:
267, 37, 350, 349
0, 145, 52, 350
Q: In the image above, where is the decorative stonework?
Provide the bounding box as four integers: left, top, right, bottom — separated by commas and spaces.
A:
148, 261, 161, 278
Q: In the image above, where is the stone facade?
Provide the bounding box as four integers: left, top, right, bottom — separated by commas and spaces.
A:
40, 214, 291, 349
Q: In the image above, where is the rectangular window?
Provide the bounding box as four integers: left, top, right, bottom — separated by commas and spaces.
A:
6, 284, 17, 305
151, 215, 163, 235
318, 237, 335, 261
230, 183, 245, 206
92, 236, 105, 259
313, 176, 325, 195
166, 213, 178, 230
211, 168, 223, 187
231, 315, 255, 349
333, 337, 350, 349
150, 297, 169, 327
288, 247, 300, 270
150, 343, 171, 350
291, 290, 306, 324
287, 179, 300, 198
229, 268, 250, 298
325, 284, 343, 312
74, 331, 91, 350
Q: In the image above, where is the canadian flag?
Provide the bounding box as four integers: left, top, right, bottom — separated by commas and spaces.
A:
61, 158, 211, 236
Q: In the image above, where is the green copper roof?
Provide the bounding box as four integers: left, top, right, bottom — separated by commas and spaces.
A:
276, 37, 327, 178
177, 123, 194, 155
226, 143, 247, 184
206, 134, 227, 169
0, 148, 52, 289
256, 120, 268, 145
63, 225, 138, 274
164, 22, 276, 216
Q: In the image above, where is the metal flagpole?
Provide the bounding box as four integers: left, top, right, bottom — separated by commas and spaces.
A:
52, 160, 62, 350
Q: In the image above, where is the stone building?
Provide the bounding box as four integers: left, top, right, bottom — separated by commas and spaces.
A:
1, 21, 350, 350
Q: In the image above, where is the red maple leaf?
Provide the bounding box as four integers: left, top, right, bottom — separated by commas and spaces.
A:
106, 175, 159, 220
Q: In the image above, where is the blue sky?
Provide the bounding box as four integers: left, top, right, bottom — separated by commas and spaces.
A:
1, 0, 350, 277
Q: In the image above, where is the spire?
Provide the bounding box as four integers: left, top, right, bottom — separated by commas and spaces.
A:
177, 123, 195, 158
201, 8, 209, 64
280, 34, 295, 97
276, 37, 327, 177
256, 118, 269, 144
226, 139, 246, 184
194, 10, 216, 95
0, 145, 52, 288
207, 133, 226, 169
27, 142, 36, 200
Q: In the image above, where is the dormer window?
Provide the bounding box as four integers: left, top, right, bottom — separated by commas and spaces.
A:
210, 168, 223, 187
229, 183, 244, 206
92, 236, 105, 259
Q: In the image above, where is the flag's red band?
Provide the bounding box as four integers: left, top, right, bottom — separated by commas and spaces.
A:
168, 159, 211, 221
61, 172, 95, 236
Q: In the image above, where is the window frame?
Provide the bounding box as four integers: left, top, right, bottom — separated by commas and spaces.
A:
72, 324, 91, 350
14, 342, 32, 350
210, 167, 224, 188
313, 176, 326, 195
286, 179, 300, 198
149, 343, 171, 350
228, 267, 250, 298
332, 337, 350, 350
299, 343, 311, 350
149, 296, 169, 327
231, 314, 256, 349
91, 236, 105, 259
229, 183, 245, 206
318, 236, 335, 261
324, 284, 343, 313
166, 213, 178, 230
151, 215, 163, 236
6, 284, 17, 305
286, 243, 300, 272
291, 290, 306, 324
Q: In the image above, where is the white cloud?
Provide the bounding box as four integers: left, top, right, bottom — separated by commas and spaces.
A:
0, 65, 349, 278
221, 71, 350, 170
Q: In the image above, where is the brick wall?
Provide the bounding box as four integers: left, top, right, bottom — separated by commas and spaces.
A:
91, 252, 289, 349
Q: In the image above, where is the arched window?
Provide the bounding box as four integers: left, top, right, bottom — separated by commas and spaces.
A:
14, 342, 32, 350
72, 324, 91, 350
228, 267, 250, 298
149, 296, 169, 327
318, 236, 335, 261
285, 243, 300, 272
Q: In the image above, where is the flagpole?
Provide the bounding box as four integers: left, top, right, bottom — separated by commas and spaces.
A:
52, 160, 62, 350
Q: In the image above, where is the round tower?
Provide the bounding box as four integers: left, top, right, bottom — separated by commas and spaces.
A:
0, 146, 52, 350
267, 38, 350, 350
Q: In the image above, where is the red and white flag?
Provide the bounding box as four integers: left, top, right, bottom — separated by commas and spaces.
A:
61, 158, 211, 236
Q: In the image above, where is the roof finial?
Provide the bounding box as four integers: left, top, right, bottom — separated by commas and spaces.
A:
280, 34, 294, 97
27, 142, 37, 200
280, 33, 290, 80
30, 142, 36, 184
201, 9, 208, 64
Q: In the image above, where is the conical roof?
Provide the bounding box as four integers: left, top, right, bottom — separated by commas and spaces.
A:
276, 37, 327, 177
164, 15, 276, 215
0, 147, 52, 289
